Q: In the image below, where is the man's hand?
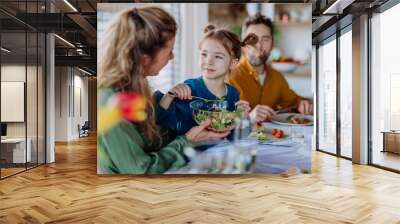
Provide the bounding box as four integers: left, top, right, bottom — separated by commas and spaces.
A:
249, 105, 276, 123
297, 100, 313, 115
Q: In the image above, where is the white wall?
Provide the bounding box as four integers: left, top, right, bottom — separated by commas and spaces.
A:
1, 65, 26, 81
1, 65, 26, 139
55, 67, 69, 141
1, 82, 25, 122
72, 73, 89, 138
54, 67, 89, 141
0, 65, 38, 137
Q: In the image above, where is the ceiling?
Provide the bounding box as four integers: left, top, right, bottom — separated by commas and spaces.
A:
0, 0, 395, 74
311, 0, 390, 44
0, 0, 99, 74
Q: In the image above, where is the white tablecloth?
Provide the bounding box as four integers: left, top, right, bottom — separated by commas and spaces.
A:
169, 123, 313, 174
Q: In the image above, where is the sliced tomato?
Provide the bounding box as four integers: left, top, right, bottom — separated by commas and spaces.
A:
276, 130, 284, 138
272, 129, 284, 138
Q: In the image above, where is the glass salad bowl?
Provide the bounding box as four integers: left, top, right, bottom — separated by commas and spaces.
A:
190, 99, 238, 132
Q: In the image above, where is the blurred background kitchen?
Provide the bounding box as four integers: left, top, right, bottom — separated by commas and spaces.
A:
97, 3, 312, 99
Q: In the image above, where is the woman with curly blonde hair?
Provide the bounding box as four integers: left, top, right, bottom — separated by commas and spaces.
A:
98, 7, 229, 174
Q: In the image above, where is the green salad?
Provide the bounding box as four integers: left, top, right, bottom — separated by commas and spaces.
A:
194, 108, 244, 132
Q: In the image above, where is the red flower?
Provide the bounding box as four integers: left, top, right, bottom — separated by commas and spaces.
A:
98, 92, 147, 134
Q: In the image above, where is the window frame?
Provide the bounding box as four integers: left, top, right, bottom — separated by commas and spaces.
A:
315, 23, 353, 161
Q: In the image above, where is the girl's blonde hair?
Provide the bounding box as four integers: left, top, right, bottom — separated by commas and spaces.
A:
199, 24, 258, 60
98, 7, 177, 145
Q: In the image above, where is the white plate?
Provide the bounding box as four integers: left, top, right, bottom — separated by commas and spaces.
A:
270, 113, 313, 126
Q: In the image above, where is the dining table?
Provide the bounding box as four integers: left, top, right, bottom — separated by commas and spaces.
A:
168, 122, 313, 174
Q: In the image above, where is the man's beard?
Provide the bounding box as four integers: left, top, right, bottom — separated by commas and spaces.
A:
248, 53, 269, 67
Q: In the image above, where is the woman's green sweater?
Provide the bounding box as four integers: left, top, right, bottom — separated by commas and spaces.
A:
97, 88, 188, 174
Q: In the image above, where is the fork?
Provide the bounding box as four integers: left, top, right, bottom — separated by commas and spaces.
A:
167, 91, 224, 103
275, 105, 297, 114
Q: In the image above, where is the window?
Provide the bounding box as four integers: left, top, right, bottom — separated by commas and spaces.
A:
371, 2, 400, 171
317, 37, 337, 154
339, 29, 352, 158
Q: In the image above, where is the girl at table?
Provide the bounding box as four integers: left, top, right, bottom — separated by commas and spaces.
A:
155, 25, 255, 137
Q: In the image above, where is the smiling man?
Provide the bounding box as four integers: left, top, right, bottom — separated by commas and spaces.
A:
228, 13, 313, 123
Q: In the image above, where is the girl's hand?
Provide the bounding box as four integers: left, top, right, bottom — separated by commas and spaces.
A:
235, 100, 251, 116
168, 84, 192, 100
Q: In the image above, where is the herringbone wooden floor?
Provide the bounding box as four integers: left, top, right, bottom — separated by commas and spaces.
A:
1, 135, 400, 224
